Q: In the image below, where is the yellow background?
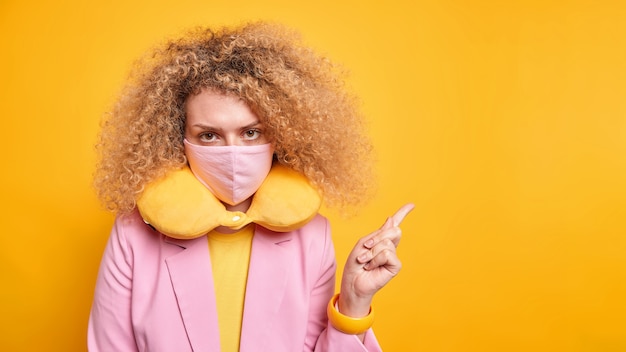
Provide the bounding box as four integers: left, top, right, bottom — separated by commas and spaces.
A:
1, 0, 625, 351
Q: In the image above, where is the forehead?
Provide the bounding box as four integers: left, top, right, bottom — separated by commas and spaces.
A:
184, 89, 260, 127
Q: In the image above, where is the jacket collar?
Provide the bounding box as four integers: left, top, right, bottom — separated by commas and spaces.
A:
164, 226, 293, 351
164, 235, 220, 351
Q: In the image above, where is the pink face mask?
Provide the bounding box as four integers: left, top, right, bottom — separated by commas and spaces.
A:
183, 139, 274, 205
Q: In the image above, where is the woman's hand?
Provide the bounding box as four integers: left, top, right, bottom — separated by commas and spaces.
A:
338, 203, 415, 318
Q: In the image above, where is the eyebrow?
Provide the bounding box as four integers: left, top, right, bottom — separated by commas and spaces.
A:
189, 121, 263, 131
189, 123, 220, 132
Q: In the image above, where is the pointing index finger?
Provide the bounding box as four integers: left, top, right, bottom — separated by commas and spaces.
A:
391, 203, 415, 227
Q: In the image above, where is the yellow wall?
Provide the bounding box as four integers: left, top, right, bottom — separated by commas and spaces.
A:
1, 0, 625, 350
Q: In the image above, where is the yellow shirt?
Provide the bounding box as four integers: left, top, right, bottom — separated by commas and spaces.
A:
207, 225, 254, 352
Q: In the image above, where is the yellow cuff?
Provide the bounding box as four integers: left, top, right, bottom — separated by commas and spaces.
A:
326, 293, 374, 335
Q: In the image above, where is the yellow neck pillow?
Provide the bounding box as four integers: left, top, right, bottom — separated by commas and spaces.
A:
136, 164, 322, 239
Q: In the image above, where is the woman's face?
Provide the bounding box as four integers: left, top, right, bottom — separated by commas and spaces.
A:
184, 89, 269, 146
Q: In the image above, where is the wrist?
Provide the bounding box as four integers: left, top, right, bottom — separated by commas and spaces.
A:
337, 291, 372, 318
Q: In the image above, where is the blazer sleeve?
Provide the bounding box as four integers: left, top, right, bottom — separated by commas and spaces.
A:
88, 217, 139, 351
308, 219, 383, 352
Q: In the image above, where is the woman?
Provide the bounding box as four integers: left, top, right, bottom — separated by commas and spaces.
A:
88, 21, 413, 351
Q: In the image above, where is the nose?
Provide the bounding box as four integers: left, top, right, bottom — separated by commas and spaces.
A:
223, 134, 245, 146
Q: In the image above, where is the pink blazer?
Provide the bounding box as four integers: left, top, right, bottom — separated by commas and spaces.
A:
88, 210, 382, 351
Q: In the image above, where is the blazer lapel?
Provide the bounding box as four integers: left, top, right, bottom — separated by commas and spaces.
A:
165, 236, 221, 351
239, 225, 294, 351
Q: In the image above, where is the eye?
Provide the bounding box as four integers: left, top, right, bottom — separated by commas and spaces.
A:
199, 132, 218, 143
243, 129, 261, 140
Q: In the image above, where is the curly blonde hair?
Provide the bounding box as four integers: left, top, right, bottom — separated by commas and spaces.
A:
94, 22, 375, 214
